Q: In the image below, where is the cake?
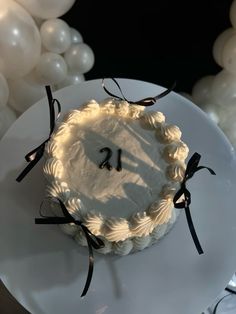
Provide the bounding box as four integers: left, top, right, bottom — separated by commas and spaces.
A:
43, 97, 189, 255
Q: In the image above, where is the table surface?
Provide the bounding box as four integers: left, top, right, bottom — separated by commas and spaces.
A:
1, 78, 236, 314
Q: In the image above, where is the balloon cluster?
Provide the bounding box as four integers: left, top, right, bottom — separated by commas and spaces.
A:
186, 0, 236, 148
0, 0, 95, 138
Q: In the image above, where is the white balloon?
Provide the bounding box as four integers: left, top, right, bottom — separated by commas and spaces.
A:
222, 34, 236, 74
33, 16, 45, 28
56, 73, 85, 90
70, 28, 83, 44
230, 0, 236, 29
40, 19, 72, 54
8, 73, 46, 113
64, 43, 95, 74
15, 0, 76, 19
0, 0, 41, 79
218, 102, 236, 148
212, 28, 235, 67
0, 73, 9, 108
198, 103, 221, 124
211, 70, 236, 105
35, 52, 68, 85
191, 75, 214, 105
0, 105, 17, 139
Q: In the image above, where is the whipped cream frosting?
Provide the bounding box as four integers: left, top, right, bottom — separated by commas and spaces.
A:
44, 98, 189, 255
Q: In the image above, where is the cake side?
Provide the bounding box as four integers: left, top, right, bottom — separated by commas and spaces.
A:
43, 98, 189, 255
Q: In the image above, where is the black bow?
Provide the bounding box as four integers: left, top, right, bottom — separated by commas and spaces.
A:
35, 198, 104, 297
173, 152, 216, 254
102, 78, 176, 106
16, 86, 61, 182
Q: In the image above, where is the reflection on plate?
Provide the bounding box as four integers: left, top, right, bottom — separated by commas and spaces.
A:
1, 79, 236, 314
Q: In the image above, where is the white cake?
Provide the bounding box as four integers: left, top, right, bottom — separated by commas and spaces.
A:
43, 98, 189, 255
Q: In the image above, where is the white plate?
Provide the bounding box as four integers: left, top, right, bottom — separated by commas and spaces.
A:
1, 78, 236, 314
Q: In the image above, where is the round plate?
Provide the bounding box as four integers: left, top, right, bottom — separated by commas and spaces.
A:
1, 78, 236, 314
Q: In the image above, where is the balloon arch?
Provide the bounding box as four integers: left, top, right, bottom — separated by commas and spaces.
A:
184, 0, 236, 149
0, 0, 94, 138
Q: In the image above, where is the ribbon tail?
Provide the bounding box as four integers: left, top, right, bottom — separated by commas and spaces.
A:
16, 148, 44, 182
57, 199, 100, 297
80, 229, 94, 297
35, 217, 73, 224
101, 78, 124, 101
184, 206, 204, 255
154, 81, 176, 100
16, 86, 61, 182
16, 159, 38, 182
196, 165, 216, 175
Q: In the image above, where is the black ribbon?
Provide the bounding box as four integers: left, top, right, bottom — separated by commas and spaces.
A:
35, 198, 104, 297
102, 78, 176, 106
173, 152, 216, 255
16, 86, 61, 182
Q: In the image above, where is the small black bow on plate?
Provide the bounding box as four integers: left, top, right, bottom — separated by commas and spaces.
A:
173, 152, 216, 254
35, 198, 104, 297
16, 86, 61, 182
102, 78, 176, 106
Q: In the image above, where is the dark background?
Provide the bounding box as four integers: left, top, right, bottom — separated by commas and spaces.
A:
62, 0, 233, 94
